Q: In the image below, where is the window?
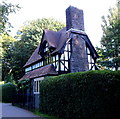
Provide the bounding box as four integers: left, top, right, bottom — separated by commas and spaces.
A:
25, 61, 44, 73
25, 66, 32, 73
44, 43, 49, 52
32, 63, 40, 69
33, 77, 44, 94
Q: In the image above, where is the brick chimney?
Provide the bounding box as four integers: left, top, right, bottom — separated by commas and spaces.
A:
66, 6, 89, 72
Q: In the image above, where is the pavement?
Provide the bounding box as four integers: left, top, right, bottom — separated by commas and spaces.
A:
0, 103, 44, 119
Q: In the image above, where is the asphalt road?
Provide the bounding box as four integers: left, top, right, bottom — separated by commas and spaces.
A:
0, 103, 43, 119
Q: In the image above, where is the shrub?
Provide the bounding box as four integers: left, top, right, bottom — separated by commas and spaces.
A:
40, 70, 120, 119
0, 82, 17, 103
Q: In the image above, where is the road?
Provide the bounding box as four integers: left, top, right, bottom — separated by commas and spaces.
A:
0, 103, 44, 119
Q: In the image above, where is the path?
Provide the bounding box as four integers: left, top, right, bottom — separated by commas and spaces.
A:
0, 103, 44, 119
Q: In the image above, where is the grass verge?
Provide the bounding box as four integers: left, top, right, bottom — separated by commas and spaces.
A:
34, 111, 64, 119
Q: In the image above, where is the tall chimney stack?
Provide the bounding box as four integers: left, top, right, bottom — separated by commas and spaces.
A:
66, 6, 85, 31
66, 6, 88, 72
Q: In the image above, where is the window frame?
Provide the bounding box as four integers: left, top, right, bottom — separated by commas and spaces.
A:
33, 77, 44, 94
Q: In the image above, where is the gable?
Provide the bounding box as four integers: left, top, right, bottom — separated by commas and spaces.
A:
39, 28, 68, 56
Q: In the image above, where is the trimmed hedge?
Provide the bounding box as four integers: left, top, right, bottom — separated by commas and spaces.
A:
0, 82, 17, 103
40, 70, 120, 119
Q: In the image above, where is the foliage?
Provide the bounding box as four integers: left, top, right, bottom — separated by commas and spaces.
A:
0, 82, 17, 103
17, 79, 31, 90
40, 70, 120, 119
13, 79, 31, 106
97, 3, 120, 70
0, 0, 20, 33
0, 0, 20, 82
1, 33, 16, 81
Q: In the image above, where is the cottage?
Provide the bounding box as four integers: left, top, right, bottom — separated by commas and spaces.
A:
20, 6, 99, 109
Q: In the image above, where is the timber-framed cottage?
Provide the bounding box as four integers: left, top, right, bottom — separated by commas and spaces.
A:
19, 6, 99, 109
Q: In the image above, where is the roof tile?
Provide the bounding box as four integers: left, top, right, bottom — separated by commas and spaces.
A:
20, 64, 58, 80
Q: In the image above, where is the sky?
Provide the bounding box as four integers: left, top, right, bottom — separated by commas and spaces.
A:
7, 0, 117, 47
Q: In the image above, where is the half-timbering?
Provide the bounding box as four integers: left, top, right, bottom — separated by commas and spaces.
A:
19, 6, 99, 109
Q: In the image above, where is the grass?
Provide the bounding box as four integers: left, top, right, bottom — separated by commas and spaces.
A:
34, 111, 64, 119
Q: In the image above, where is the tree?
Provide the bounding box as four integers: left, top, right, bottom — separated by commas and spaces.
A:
0, 1, 20, 82
97, 2, 120, 70
0, 0, 20, 33
1, 33, 16, 81
3, 18, 65, 81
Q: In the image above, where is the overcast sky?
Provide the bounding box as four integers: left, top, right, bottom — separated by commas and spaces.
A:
7, 0, 117, 47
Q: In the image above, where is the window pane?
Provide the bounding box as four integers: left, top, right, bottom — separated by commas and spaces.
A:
46, 43, 48, 47
25, 68, 27, 72
37, 63, 39, 68
46, 47, 48, 52
25, 66, 32, 72
41, 61, 43, 66
38, 81, 40, 92
39, 62, 41, 66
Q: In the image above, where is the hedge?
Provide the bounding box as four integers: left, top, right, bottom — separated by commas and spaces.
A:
0, 82, 17, 103
40, 70, 120, 119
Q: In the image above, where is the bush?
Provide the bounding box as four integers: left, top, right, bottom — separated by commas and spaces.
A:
0, 82, 17, 103
40, 70, 120, 119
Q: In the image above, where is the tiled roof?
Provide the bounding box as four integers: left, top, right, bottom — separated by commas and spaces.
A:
39, 28, 68, 55
24, 45, 42, 67
20, 64, 58, 80
24, 27, 99, 68
24, 28, 67, 68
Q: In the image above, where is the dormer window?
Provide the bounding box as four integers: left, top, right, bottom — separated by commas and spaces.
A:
44, 43, 49, 52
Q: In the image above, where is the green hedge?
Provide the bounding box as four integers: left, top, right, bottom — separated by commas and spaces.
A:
40, 70, 120, 119
0, 82, 17, 103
